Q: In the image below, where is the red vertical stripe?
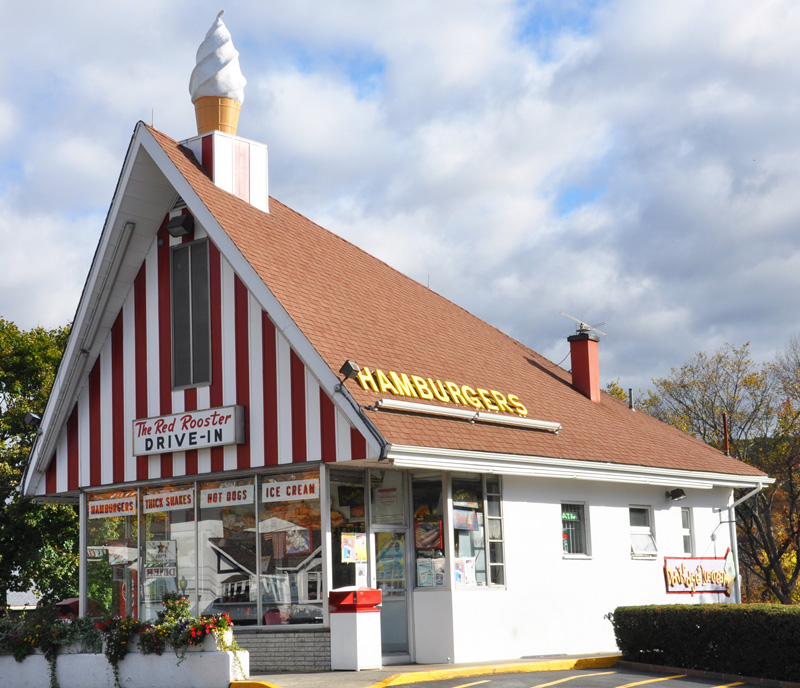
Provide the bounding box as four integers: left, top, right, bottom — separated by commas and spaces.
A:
290, 350, 307, 463
350, 428, 366, 461
89, 362, 101, 486
158, 225, 173, 478
320, 390, 336, 462
111, 314, 125, 483
262, 312, 279, 466
235, 276, 250, 469
209, 242, 224, 473
202, 134, 214, 180
45, 452, 57, 494
234, 140, 250, 203
134, 263, 149, 481
184, 387, 198, 475
67, 406, 79, 492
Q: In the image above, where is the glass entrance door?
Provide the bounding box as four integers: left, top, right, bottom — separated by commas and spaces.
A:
375, 530, 409, 656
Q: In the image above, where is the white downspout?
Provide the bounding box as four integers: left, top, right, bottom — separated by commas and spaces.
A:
719, 482, 765, 604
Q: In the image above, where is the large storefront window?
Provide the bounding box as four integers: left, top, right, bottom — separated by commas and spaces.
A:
86, 490, 139, 617
141, 483, 197, 621
259, 469, 322, 624
197, 477, 258, 624
451, 474, 505, 587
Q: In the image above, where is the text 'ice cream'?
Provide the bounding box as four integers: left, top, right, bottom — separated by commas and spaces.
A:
190, 11, 247, 135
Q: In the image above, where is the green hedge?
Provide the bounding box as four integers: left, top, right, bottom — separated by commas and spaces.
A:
612, 604, 800, 682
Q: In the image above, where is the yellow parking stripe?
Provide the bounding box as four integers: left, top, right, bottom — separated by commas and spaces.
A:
709, 683, 743, 688
616, 675, 686, 688
531, 671, 617, 688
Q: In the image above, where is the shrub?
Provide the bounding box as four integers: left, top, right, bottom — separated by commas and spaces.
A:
613, 604, 800, 682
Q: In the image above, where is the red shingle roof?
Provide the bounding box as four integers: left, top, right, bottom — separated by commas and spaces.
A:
149, 125, 765, 479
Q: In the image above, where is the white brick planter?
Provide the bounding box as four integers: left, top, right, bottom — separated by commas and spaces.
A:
0, 647, 249, 688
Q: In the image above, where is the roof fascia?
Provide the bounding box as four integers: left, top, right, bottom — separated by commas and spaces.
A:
137, 129, 385, 458
23, 122, 156, 496
385, 444, 773, 490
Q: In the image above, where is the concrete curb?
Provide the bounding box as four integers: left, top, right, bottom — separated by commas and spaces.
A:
617, 661, 800, 688
367, 654, 622, 687
231, 655, 621, 688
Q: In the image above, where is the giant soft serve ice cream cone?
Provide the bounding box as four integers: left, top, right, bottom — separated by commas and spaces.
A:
190, 11, 246, 135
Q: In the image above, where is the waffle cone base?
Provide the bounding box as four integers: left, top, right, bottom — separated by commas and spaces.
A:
194, 96, 241, 135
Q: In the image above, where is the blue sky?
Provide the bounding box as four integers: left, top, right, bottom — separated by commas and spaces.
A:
3, 0, 800, 394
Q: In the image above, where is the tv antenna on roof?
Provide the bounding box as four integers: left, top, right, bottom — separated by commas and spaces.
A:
559, 312, 607, 337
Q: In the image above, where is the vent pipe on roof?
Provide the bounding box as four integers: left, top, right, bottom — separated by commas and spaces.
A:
568, 330, 601, 402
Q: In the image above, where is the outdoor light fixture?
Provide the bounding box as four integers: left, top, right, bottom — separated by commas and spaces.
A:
24, 412, 41, 428
165, 213, 194, 238
666, 488, 687, 501
339, 360, 360, 380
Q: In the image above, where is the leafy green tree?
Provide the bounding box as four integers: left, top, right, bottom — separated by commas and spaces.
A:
640, 341, 800, 604
0, 318, 77, 615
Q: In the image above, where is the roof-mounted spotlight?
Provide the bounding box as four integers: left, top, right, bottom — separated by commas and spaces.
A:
24, 412, 41, 428
165, 214, 194, 238
339, 360, 360, 381
666, 488, 687, 502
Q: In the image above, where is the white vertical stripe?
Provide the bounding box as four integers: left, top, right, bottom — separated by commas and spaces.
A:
149, 454, 161, 479
214, 135, 235, 194
99, 344, 113, 484
335, 409, 352, 463
145, 242, 160, 419
221, 259, 237, 471
276, 332, 292, 464
249, 143, 269, 213
123, 296, 137, 482
305, 371, 321, 462
57, 425, 69, 493
78, 386, 90, 486
249, 298, 265, 468
197, 447, 211, 474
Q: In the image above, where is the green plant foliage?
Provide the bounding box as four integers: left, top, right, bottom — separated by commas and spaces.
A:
0, 318, 77, 612
613, 604, 800, 681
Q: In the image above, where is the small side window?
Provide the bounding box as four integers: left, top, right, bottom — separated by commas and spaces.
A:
561, 503, 588, 556
629, 506, 657, 558
681, 507, 694, 556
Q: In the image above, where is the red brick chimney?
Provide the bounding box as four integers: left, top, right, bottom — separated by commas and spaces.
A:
568, 330, 601, 402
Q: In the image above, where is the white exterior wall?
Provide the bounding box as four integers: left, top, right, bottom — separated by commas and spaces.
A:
414, 475, 734, 664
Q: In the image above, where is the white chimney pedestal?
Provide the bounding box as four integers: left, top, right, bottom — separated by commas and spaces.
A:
182, 131, 269, 213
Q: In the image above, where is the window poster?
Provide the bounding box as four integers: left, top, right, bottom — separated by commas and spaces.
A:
417, 558, 434, 587
414, 521, 443, 549
341, 533, 368, 563
455, 557, 477, 586
145, 540, 177, 567
453, 509, 479, 531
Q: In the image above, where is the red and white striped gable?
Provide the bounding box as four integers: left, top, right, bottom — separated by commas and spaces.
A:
35, 216, 378, 498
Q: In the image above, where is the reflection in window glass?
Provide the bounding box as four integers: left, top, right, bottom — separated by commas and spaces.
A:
197, 478, 258, 625
141, 483, 196, 621
86, 490, 139, 618
259, 469, 322, 625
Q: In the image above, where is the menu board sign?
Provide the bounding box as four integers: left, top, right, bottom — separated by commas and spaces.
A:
142, 489, 194, 513
89, 496, 137, 519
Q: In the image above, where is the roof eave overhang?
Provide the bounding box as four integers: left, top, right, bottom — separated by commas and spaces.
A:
384, 444, 773, 490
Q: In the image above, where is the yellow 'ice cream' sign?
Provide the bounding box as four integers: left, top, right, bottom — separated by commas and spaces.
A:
356, 366, 528, 417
